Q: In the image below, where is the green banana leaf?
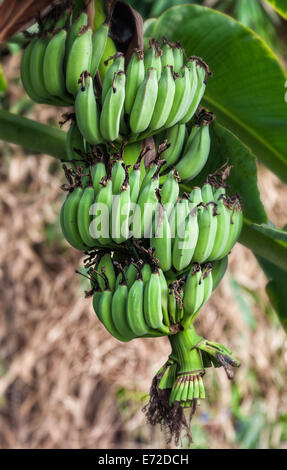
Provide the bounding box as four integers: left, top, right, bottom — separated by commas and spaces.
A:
265, 0, 287, 19
150, 5, 287, 183
257, 254, 287, 333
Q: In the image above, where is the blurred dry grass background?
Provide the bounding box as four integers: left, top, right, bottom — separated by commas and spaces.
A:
0, 51, 287, 449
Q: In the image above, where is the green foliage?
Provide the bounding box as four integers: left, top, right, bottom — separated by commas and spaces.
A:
151, 5, 287, 183
265, 0, 287, 19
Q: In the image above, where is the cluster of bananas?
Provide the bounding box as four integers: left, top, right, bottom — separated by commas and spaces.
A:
20, 2, 244, 426
60, 139, 242, 277
75, 37, 210, 145
83, 250, 227, 342
21, 10, 110, 107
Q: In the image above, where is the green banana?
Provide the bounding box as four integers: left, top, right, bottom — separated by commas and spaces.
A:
208, 195, 231, 261
96, 253, 116, 292
161, 37, 174, 68
97, 288, 128, 342
211, 256, 228, 291
175, 121, 211, 182
192, 203, 217, 263
172, 204, 199, 272
144, 38, 162, 79
161, 124, 186, 171
112, 283, 136, 341
127, 275, 150, 336
75, 72, 103, 145
201, 183, 214, 205
29, 36, 52, 103
173, 42, 184, 73
183, 264, 204, 322
43, 30, 71, 102
65, 12, 88, 64
111, 173, 131, 244
111, 160, 126, 195
60, 187, 86, 251
200, 263, 213, 309
219, 200, 243, 257
21, 38, 46, 103
165, 66, 191, 128
66, 26, 92, 96
77, 185, 96, 248
92, 158, 107, 195
149, 65, 175, 131
143, 269, 170, 334
90, 22, 109, 77
150, 205, 172, 272
90, 176, 112, 245
135, 161, 161, 238
101, 53, 125, 103
160, 169, 180, 218
129, 67, 158, 135
125, 49, 145, 115
159, 269, 170, 327
100, 70, 126, 142
180, 61, 207, 124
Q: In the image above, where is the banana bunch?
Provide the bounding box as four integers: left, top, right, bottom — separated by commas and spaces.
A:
73, 36, 211, 145
21, 8, 110, 106
83, 251, 226, 343
150, 180, 243, 275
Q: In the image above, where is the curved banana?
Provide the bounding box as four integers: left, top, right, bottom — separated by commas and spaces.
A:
125, 49, 145, 115
60, 187, 86, 251
112, 283, 136, 341
90, 22, 109, 77
149, 65, 175, 131
65, 12, 88, 64
143, 269, 170, 334
161, 37, 174, 69
183, 264, 204, 322
129, 67, 158, 135
172, 204, 199, 272
144, 38, 162, 80
165, 66, 191, 128
101, 53, 125, 103
100, 71, 126, 142
161, 124, 186, 171
160, 169, 180, 218
75, 72, 103, 145
192, 203, 217, 263
90, 176, 112, 245
66, 26, 92, 96
77, 186, 97, 248
150, 205, 172, 272
127, 276, 150, 336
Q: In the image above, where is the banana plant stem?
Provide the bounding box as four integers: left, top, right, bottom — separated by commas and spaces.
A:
0, 110, 67, 160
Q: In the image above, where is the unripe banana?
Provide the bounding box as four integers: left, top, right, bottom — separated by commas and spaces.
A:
180, 62, 207, 124
90, 22, 109, 77
129, 67, 158, 135
201, 183, 214, 205
127, 276, 150, 336
66, 26, 92, 96
175, 120, 211, 182
29, 37, 52, 103
208, 196, 231, 260
65, 12, 88, 64
192, 203, 217, 263
144, 38, 162, 79
143, 269, 170, 334
160, 169, 180, 218
219, 200, 243, 257
125, 49, 145, 115
168, 288, 177, 324
75, 73, 102, 145
173, 42, 184, 73
60, 188, 86, 251
169, 194, 190, 242
159, 269, 170, 326
125, 263, 138, 289
100, 70, 126, 142
112, 283, 136, 341
101, 53, 125, 103
111, 160, 126, 195
161, 124, 186, 171
172, 204, 199, 272
111, 182, 131, 244
200, 263, 213, 309
91, 158, 107, 195
150, 205, 172, 272
189, 186, 202, 205
21, 38, 47, 103
211, 256, 228, 291
90, 176, 112, 245
161, 37, 174, 68
183, 264, 204, 322
77, 185, 97, 248
165, 66, 191, 128
43, 30, 72, 103
149, 65, 175, 132
135, 164, 160, 238
97, 288, 128, 342
96, 253, 116, 292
